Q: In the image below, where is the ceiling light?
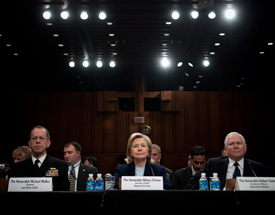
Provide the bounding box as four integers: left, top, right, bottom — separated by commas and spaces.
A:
69, 61, 75, 68
161, 57, 170, 67
259, 52, 264, 54
208, 12, 216, 19
60, 11, 69, 19
99, 12, 107, 20
177, 62, 183, 67
83, 60, 89, 67
215, 43, 220, 46
196, 81, 200, 84
188, 62, 193, 67
203, 60, 210, 67
225, 9, 236, 19
109, 33, 115, 36
107, 22, 113, 25
109, 61, 116, 68
172, 11, 180, 20
219, 33, 225, 36
96, 61, 103, 68
58, 44, 64, 47
166, 22, 172, 25
191, 11, 199, 19
268, 42, 273, 46
53, 34, 59, 37
80, 12, 88, 20
185, 73, 189, 76
164, 33, 169, 36
210, 52, 215, 55
43, 11, 51, 20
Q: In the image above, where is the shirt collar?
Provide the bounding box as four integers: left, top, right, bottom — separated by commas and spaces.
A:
228, 157, 244, 170
69, 161, 81, 169
31, 153, 47, 164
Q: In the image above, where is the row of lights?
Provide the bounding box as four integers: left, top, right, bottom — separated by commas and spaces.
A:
161, 58, 210, 68
69, 60, 116, 68
43, 11, 107, 20
171, 8, 236, 20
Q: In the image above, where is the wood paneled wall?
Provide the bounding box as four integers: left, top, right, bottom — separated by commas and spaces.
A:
3, 91, 272, 175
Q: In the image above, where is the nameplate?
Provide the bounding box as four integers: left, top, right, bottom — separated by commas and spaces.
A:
8, 177, 52, 192
235, 177, 275, 191
121, 176, 163, 190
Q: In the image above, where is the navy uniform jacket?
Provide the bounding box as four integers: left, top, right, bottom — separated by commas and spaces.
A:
188, 156, 265, 190
114, 162, 174, 190
10, 155, 70, 191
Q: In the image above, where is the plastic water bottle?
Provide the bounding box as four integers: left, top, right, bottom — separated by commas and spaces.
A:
199, 173, 208, 190
86, 174, 95, 191
210, 173, 220, 190
95, 173, 104, 190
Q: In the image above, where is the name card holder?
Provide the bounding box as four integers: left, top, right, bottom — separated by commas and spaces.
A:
121, 176, 163, 190
235, 177, 275, 191
8, 177, 52, 192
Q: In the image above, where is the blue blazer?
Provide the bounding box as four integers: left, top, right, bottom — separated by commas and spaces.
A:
114, 162, 173, 190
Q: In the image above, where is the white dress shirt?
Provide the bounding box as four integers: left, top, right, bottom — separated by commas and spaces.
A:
226, 157, 244, 179
31, 153, 47, 168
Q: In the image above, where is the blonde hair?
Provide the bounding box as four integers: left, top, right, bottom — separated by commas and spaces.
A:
12, 146, 32, 160
125, 132, 152, 164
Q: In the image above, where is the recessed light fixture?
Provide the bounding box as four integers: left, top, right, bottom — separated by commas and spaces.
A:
225, 9, 236, 19
109, 61, 116, 68
259, 52, 264, 54
60, 11, 69, 20
172, 11, 180, 20
83, 60, 89, 67
203, 60, 210, 67
164, 33, 169, 36
99, 12, 107, 20
210, 52, 215, 55
109, 33, 115, 36
219, 33, 225, 36
177, 62, 183, 67
110, 44, 116, 47
166, 22, 172, 25
215, 43, 220, 46
96, 61, 103, 68
188, 62, 193, 67
58, 44, 64, 47
208, 12, 216, 19
107, 22, 113, 25
191, 11, 199, 19
80, 12, 88, 20
43, 11, 51, 20
53, 34, 59, 37
69, 61, 75, 68
268, 42, 273, 46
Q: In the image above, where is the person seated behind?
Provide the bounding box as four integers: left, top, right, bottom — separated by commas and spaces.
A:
83, 156, 99, 172
12, 146, 32, 163
150, 144, 174, 182
64, 142, 98, 191
188, 132, 265, 190
173, 146, 207, 190
114, 132, 173, 190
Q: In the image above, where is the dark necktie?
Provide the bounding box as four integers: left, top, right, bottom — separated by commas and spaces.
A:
233, 162, 241, 178
33, 159, 40, 171
69, 167, 76, 191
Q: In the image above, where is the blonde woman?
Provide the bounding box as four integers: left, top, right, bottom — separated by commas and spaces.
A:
114, 132, 173, 189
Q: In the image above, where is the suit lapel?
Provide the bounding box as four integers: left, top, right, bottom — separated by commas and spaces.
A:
144, 162, 153, 176
77, 163, 85, 190
128, 163, 136, 176
220, 157, 229, 189
243, 159, 252, 176
36, 155, 52, 177
22, 157, 35, 176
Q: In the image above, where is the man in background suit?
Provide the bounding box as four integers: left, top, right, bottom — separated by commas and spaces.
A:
64, 142, 98, 191
189, 132, 265, 190
150, 144, 174, 182
10, 125, 70, 191
173, 146, 207, 189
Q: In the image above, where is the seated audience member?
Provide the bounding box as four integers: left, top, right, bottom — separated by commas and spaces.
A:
9, 125, 70, 191
221, 148, 228, 157
83, 156, 99, 172
64, 142, 98, 191
150, 144, 174, 182
114, 132, 173, 190
189, 132, 265, 190
187, 153, 192, 167
12, 146, 32, 163
173, 146, 207, 190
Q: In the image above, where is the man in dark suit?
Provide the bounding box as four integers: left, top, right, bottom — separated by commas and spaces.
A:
189, 132, 265, 190
64, 142, 98, 191
150, 144, 174, 182
173, 146, 207, 189
10, 125, 70, 191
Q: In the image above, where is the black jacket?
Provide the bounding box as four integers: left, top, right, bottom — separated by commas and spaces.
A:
188, 157, 265, 190
10, 155, 70, 191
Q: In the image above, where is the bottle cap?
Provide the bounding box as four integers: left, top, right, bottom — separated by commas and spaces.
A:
201, 173, 205, 176
89, 174, 93, 177
213, 173, 218, 177
97, 173, 102, 177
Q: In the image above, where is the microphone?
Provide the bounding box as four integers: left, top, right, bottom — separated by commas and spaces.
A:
248, 162, 257, 177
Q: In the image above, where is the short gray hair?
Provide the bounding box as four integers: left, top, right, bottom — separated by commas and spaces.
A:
224, 131, 246, 146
